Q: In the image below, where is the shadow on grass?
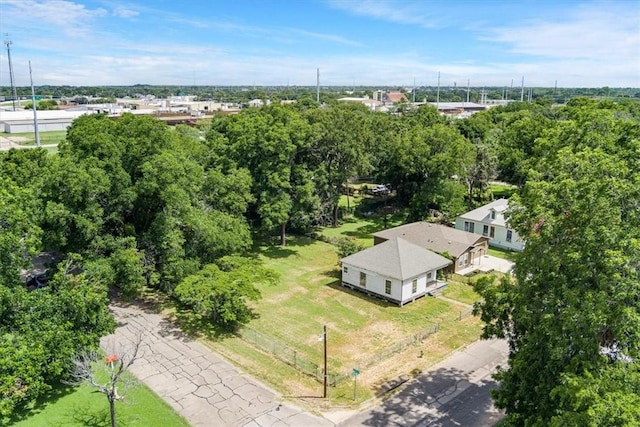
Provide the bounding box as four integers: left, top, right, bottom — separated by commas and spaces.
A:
259, 245, 297, 260
325, 278, 397, 309
69, 404, 111, 427
166, 303, 239, 342
8, 382, 76, 424
253, 235, 318, 260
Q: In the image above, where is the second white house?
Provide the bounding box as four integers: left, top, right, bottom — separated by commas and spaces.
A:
455, 198, 525, 251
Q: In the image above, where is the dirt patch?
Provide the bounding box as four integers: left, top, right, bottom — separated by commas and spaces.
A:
8, 136, 30, 142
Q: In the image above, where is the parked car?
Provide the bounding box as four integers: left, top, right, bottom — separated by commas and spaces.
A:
26, 272, 49, 290
371, 184, 391, 195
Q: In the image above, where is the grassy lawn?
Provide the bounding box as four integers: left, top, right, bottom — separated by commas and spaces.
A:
488, 247, 519, 262
2, 130, 67, 146
490, 182, 518, 199
176, 235, 482, 406
441, 280, 481, 306
11, 380, 190, 427
318, 202, 407, 248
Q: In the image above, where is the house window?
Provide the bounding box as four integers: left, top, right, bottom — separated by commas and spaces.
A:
506, 230, 513, 242
385, 280, 392, 295
458, 253, 469, 267
464, 221, 475, 233
360, 272, 366, 287
490, 226, 495, 238
427, 271, 433, 280
490, 210, 496, 220
412, 279, 417, 293
343, 266, 348, 273
483, 225, 489, 236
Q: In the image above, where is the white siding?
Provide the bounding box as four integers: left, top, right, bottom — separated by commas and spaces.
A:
341, 263, 403, 303
455, 217, 524, 251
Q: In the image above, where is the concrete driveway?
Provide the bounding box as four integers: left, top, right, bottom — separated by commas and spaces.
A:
457, 255, 514, 276
339, 339, 509, 427
102, 300, 333, 427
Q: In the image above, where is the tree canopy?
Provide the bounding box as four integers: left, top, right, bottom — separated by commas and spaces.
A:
474, 101, 640, 425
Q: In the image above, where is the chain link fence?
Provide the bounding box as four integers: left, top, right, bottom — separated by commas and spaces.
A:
237, 327, 345, 386
238, 322, 441, 387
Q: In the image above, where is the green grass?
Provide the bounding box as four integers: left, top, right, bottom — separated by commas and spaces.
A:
490, 182, 518, 199
2, 130, 67, 146
318, 210, 407, 248
488, 247, 519, 262
11, 380, 190, 427
186, 235, 482, 405
441, 280, 481, 305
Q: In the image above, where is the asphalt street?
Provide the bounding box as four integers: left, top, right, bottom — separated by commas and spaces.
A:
339, 339, 509, 427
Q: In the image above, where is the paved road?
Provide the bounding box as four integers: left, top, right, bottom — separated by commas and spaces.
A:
102, 300, 333, 427
340, 339, 508, 427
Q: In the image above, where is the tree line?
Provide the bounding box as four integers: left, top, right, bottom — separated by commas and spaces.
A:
1, 98, 639, 423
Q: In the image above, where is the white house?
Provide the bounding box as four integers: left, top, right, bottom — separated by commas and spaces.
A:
372, 222, 489, 274
455, 198, 524, 251
340, 237, 452, 306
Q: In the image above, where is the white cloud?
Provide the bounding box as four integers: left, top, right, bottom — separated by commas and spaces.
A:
2, 0, 107, 35
482, 4, 640, 61
287, 29, 364, 47
113, 7, 139, 19
327, 0, 441, 28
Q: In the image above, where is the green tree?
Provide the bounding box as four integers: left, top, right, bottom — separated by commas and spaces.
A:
208, 105, 318, 244
307, 103, 374, 226
0, 256, 114, 421
0, 177, 42, 287
474, 105, 640, 425
174, 257, 278, 330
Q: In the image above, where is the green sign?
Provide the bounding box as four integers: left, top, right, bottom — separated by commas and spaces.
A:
35, 95, 42, 101
351, 368, 360, 377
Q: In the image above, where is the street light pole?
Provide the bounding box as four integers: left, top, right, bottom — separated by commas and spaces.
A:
323, 325, 327, 398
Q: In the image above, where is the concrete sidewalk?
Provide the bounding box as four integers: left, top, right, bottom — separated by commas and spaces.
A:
102, 301, 333, 427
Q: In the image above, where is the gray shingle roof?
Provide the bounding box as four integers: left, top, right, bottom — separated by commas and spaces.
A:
372, 222, 487, 258
457, 198, 510, 227
340, 237, 451, 281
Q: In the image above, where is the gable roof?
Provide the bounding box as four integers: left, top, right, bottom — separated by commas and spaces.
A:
372, 222, 487, 258
458, 198, 510, 227
383, 91, 408, 103
340, 237, 451, 281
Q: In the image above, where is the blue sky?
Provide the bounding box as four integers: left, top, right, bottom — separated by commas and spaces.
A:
1, 0, 639, 87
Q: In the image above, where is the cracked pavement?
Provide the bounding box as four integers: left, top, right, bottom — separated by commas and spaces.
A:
101, 301, 333, 427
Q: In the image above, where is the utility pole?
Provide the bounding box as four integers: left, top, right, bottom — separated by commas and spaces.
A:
4, 35, 18, 111
29, 61, 40, 147
436, 71, 441, 109
412, 77, 416, 103
316, 68, 320, 103
466, 79, 470, 105
323, 325, 327, 398
520, 76, 525, 102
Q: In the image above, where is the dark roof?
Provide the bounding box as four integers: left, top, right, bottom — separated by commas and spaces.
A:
340, 237, 451, 280
372, 222, 487, 258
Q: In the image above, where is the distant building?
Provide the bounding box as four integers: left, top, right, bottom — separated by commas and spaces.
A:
337, 96, 381, 111
382, 91, 408, 104
0, 110, 94, 133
